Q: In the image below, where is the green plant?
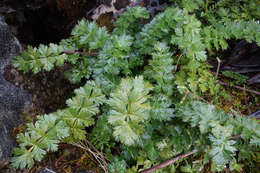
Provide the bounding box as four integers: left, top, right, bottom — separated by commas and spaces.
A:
12, 1, 260, 172
222, 70, 249, 85
11, 81, 105, 169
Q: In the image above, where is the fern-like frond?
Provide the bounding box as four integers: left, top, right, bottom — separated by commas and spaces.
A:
62, 81, 105, 141
113, 6, 149, 35
12, 44, 68, 73
144, 42, 174, 95
71, 19, 109, 50
10, 1, 260, 171
144, 42, 175, 121
11, 114, 69, 169
176, 100, 260, 169
11, 81, 105, 168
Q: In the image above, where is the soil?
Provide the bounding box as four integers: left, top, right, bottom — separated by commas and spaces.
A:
4, 64, 82, 114
1, 0, 97, 47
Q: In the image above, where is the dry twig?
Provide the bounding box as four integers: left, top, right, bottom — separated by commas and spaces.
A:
210, 71, 260, 96
61, 50, 98, 57
218, 81, 260, 96
230, 134, 242, 140
140, 150, 197, 173
70, 141, 109, 173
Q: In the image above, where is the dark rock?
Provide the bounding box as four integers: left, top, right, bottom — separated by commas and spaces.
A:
249, 110, 260, 119
226, 40, 260, 67
248, 72, 260, 85
0, 17, 20, 58
223, 39, 260, 84
0, 16, 31, 162
223, 39, 260, 73
38, 167, 57, 173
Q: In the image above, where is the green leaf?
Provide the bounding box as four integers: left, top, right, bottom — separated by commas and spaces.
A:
10, 3, 260, 171
108, 76, 153, 146
89, 114, 114, 150
150, 94, 174, 121
209, 124, 237, 165
11, 114, 69, 169
11, 148, 35, 169
72, 19, 109, 50
113, 121, 141, 146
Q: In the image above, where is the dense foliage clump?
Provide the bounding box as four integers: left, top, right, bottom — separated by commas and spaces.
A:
11, 0, 260, 172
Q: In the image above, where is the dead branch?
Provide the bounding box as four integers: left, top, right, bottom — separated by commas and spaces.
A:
218, 81, 260, 96
61, 50, 98, 57
230, 134, 242, 140
139, 150, 197, 173
210, 71, 260, 96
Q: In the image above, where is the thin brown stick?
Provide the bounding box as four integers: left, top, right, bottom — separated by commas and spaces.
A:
140, 134, 243, 173
230, 134, 241, 140
218, 81, 260, 96
210, 71, 260, 96
140, 150, 197, 173
61, 50, 98, 57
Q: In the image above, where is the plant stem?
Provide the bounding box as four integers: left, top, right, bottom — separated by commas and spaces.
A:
205, 0, 209, 14
215, 57, 221, 81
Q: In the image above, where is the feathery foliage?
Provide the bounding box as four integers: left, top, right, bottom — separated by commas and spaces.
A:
11, 1, 260, 172
11, 82, 105, 169
107, 76, 153, 146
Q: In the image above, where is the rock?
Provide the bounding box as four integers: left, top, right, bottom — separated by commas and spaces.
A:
248, 72, 260, 85
222, 39, 260, 84
0, 16, 31, 162
248, 110, 260, 119
38, 167, 57, 173
226, 40, 260, 67
223, 40, 260, 73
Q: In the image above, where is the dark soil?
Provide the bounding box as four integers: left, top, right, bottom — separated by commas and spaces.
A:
4, 64, 82, 114
1, 0, 97, 46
